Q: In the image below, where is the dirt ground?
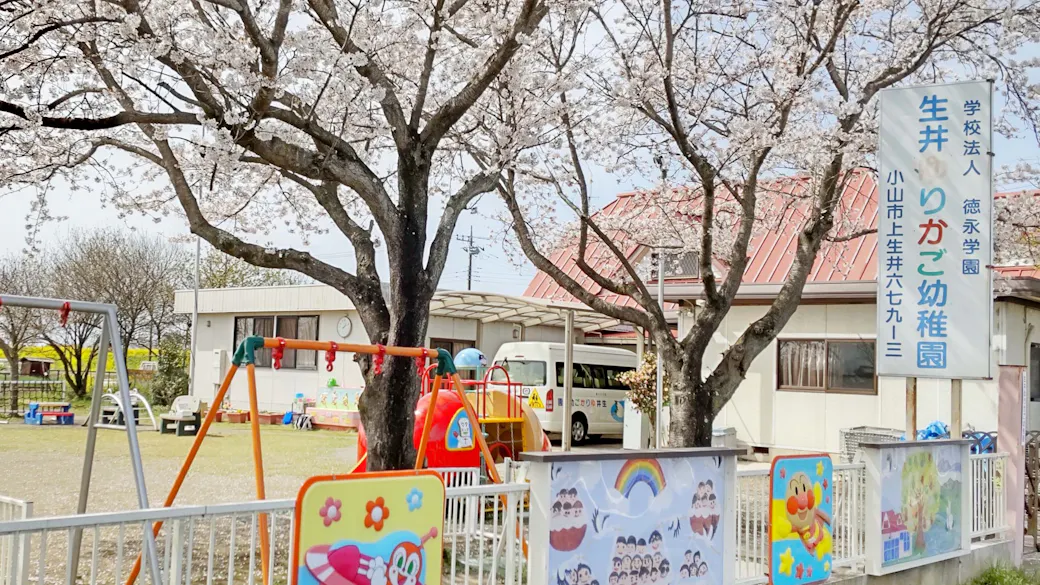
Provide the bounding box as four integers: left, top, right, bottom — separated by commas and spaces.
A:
0, 420, 360, 517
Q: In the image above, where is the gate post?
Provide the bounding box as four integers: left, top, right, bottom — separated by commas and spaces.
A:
998, 365, 1027, 565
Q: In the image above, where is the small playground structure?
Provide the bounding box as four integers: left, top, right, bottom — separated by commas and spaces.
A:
22, 400, 74, 425
419, 362, 550, 463
97, 390, 158, 431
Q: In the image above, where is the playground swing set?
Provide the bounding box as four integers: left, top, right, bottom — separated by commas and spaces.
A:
124, 334, 534, 585
0, 295, 164, 585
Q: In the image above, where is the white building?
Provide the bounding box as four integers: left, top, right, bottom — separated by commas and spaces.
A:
662, 279, 1040, 454
174, 286, 621, 412
524, 173, 1040, 454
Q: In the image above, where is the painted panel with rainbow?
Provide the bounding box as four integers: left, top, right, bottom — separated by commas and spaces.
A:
614, 459, 666, 498
547, 456, 726, 585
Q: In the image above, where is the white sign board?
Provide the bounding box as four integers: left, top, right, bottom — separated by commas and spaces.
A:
877, 81, 993, 379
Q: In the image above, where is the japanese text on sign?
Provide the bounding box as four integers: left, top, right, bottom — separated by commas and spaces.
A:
877, 82, 993, 379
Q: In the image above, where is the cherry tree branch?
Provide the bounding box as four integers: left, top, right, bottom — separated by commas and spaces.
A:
419, 0, 549, 148
425, 171, 499, 283
0, 100, 199, 130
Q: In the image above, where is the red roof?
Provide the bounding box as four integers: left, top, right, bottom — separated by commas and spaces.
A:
882, 511, 907, 534
525, 171, 1038, 303
523, 190, 668, 308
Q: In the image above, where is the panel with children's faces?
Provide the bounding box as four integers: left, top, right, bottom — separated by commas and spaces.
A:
547, 457, 726, 585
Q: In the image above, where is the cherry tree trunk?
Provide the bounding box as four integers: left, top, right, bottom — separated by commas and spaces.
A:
6, 355, 18, 415
355, 182, 434, 471
359, 355, 424, 471
667, 369, 715, 448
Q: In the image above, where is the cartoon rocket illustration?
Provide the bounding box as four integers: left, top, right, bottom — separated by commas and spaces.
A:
305, 528, 438, 585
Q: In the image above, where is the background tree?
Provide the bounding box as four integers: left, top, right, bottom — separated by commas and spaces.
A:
199, 245, 311, 289
143, 281, 187, 359
0, 255, 44, 380
0, 0, 572, 469
495, 0, 1040, 445
151, 333, 189, 407
617, 353, 669, 438
42, 255, 102, 397
54, 229, 188, 363
41, 314, 102, 398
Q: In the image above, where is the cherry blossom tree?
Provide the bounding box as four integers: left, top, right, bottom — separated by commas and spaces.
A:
0, 0, 570, 469
492, 0, 1040, 445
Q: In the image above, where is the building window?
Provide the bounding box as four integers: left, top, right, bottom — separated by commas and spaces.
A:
276, 316, 320, 369
234, 316, 274, 367
778, 339, 876, 394
233, 315, 319, 369
429, 338, 475, 361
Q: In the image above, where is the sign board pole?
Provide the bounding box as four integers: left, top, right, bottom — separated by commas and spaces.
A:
562, 309, 574, 452
951, 378, 963, 437
655, 253, 664, 448
906, 377, 917, 438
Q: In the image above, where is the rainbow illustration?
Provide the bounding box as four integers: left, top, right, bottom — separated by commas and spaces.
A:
614, 459, 666, 498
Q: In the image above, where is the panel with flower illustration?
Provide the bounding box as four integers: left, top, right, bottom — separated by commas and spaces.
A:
292, 471, 445, 585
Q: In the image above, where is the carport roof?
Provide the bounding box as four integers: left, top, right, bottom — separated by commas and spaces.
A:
173, 285, 635, 333
429, 291, 629, 332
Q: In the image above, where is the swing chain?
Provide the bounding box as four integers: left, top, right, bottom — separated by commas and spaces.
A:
325, 342, 338, 372
373, 344, 386, 375
59, 301, 71, 327
272, 337, 287, 369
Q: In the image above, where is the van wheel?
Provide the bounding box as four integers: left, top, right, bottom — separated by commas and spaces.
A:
570, 414, 589, 446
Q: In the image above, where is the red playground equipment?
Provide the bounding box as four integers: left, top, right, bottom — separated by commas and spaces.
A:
357, 363, 550, 470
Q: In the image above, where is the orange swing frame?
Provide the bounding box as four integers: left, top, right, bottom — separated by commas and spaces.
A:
124, 336, 505, 585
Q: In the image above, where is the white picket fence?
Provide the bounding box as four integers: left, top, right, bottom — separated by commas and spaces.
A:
971, 452, 1008, 540
0, 455, 1012, 585
0, 496, 32, 585
0, 472, 526, 585
732, 453, 1010, 584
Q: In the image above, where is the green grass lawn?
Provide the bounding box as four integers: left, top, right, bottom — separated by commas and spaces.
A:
0, 419, 359, 517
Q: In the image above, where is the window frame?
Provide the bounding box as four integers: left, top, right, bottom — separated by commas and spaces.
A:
776, 337, 877, 395
232, 314, 320, 370
490, 360, 547, 386
429, 338, 476, 362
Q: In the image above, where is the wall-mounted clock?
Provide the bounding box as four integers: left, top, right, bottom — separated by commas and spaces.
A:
337, 315, 353, 338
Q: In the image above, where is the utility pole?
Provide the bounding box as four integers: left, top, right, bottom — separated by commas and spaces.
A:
189, 236, 200, 396
456, 227, 484, 290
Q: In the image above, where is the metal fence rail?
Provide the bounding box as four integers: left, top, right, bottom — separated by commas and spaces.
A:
0, 381, 65, 417
0, 481, 528, 585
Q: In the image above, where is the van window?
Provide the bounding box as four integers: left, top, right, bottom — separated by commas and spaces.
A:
491, 360, 547, 386
556, 362, 636, 390
604, 366, 635, 390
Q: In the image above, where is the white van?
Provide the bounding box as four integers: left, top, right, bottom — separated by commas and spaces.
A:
490, 342, 638, 445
